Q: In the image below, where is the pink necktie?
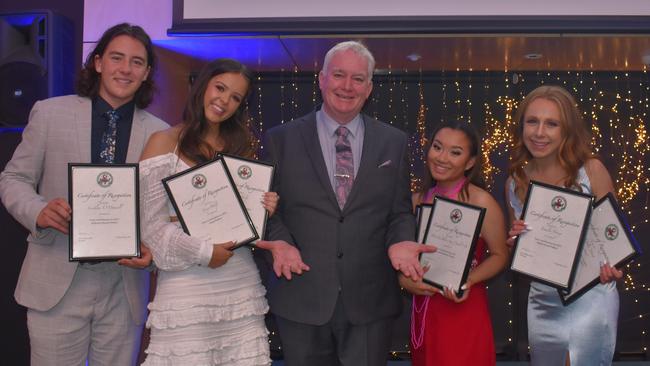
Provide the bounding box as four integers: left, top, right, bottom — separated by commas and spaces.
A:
334, 126, 354, 208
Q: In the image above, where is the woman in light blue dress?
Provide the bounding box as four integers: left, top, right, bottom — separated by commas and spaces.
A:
505, 85, 623, 366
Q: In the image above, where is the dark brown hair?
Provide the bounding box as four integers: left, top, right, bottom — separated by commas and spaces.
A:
420, 120, 484, 201
76, 23, 156, 108
178, 58, 256, 163
508, 85, 594, 201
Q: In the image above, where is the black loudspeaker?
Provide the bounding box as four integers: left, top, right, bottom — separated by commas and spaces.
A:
0, 11, 74, 126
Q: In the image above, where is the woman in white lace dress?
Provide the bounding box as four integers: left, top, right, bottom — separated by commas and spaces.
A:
138, 58, 305, 365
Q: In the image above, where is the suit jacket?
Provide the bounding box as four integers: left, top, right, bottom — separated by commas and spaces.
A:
0, 95, 168, 324
264, 111, 416, 326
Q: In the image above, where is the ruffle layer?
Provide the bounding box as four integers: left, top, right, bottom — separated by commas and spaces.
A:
147, 295, 269, 329
144, 325, 270, 365
149, 284, 266, 312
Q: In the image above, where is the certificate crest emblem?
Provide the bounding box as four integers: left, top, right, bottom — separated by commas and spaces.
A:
237, 165, 252, 180
551, 196, 567, 212
96, 171, 113, 187
450, 208, 462, 223
192, 174, 207, 189
604, 224, 619, 240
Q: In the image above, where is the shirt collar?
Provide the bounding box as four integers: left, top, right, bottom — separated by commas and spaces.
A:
93, 96, 135, 119
318, 108, 363, 139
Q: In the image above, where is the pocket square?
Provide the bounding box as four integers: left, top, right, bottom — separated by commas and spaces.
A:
378, 160, 392, 168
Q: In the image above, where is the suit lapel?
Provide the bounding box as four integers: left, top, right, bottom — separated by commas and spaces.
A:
298, 114, 340, 210
345, 115, 379, 211
126, 108, 145, 163
75, 97, 92, 161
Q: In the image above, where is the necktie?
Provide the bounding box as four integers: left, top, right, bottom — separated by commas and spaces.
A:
334, 126, 354, 208
99, 110, 120, 163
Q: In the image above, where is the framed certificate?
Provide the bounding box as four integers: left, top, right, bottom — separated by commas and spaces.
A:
511, 181, 593, 292
219, 153, 274, 244
416, 204, 433, 243
419, 196, 486, 295
561, 193, 642, 304
68, 164, 140, 261
162, 156, 258, 248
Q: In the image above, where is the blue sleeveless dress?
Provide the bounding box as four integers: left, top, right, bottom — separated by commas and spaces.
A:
508, 167, 619, 366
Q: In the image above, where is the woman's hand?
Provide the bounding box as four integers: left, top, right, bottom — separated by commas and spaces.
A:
506, 219, 529, 248
208, 241, 236, 268
262, 192, 280, 217
398, 273, 439, 296
600, 262, 624, 283
118, 243, 153, 269
441, 283, 471, 303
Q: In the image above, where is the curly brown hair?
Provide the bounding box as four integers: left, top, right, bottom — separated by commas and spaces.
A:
508, 85, 594, 202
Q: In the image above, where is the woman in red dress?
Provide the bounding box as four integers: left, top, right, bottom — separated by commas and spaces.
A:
400, 121, 509, 366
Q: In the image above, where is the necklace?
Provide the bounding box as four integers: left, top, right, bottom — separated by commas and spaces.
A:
410, 295, 430, 349
411, 177, 467, 350
429, 177, 467, 200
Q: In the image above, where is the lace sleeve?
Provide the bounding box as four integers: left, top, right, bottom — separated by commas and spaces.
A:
140, 154, 211, 271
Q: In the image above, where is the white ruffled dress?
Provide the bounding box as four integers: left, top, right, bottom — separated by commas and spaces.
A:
140, 153, 270, 366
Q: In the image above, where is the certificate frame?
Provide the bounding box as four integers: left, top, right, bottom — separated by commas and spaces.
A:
416, 203, 433, 243
560, 192, 642, 304
419, 196, 486, 295
162, 156, 258, 248
218, 153, 275, 245
510, 180, 593, 292
68, 163, 140, 261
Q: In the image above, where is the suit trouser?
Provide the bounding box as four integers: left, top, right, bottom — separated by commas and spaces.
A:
26, 265, 143, 366
276, 295, 395, 366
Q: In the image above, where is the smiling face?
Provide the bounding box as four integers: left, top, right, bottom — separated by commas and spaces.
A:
319, 49, 373, 124
202, 72, 249, 126
427, 127, 476, 185
94, 35, 150, 109
522, 97, 564, 162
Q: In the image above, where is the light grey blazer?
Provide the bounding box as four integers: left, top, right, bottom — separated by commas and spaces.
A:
0, 95, 168, 325
264, 111, 416, 326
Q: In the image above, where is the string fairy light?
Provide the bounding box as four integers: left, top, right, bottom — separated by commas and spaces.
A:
253, 75, 264, 155
480, 95, 516, 189
410, 71, 427, 192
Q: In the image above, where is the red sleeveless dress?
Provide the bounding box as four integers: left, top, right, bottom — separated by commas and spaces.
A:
410, 187, 495, 365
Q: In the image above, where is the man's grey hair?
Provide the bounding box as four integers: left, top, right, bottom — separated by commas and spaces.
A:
322, 41, 375, 81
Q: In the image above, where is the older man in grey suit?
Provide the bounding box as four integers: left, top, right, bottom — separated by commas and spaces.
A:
263, 41, 436, 366
0, 24, 167, 366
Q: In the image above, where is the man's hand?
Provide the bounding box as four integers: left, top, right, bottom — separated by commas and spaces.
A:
118, 243, 153, 269
256, 240, 310, 280
36, 198, 71, 234
388, 241, 436, 282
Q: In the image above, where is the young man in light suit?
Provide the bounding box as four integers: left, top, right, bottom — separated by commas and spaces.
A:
262, 41, 436, 366
0, 23, 168, 365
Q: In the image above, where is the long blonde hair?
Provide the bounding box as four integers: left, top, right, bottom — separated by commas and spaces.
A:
508, 85, 594, 201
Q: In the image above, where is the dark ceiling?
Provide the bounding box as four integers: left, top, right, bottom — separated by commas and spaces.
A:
160, 14, 650, 72
154, 34, 650, 72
